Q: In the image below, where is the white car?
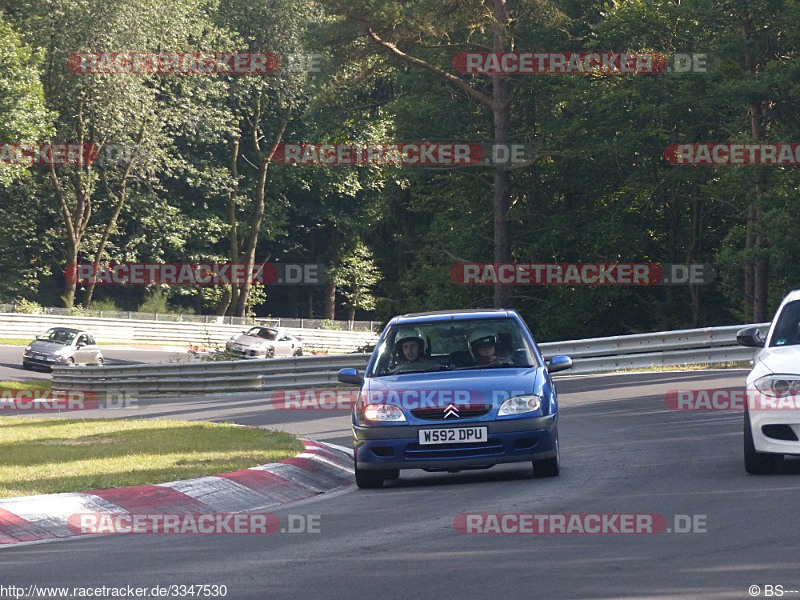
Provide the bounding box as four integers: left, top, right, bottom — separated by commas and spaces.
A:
23, 327, 104, 371
737, 289, 800, 474
225, 326, 303, 359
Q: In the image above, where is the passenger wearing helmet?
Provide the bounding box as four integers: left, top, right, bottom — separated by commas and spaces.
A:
469, 328, 505, 366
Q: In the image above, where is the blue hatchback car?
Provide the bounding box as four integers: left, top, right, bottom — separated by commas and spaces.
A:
338, 309, 573, 488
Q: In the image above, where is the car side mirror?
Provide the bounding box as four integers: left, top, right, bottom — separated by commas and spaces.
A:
338, 368, 364, 386
546, 355, 573, 373
736, 327, 765, 348
77, 342, 85, 349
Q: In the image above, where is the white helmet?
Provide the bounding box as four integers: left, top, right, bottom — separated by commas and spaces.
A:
395, 327, 426, 358
468, 328, 498, 359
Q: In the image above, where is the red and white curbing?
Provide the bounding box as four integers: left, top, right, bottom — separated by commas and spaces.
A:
0, 439, 353, 545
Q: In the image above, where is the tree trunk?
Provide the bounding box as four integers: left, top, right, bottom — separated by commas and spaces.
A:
323, 280, 336, 320
231, 105, 291, 317
743, 16, 769, 322
492, 0, 512, 308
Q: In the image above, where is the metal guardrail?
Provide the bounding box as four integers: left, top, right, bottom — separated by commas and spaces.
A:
52, 354, 372, 396
538, 323, 770, 373
0, 313, 378, 354
50, 322, 771, 397
0, 304, 378, 331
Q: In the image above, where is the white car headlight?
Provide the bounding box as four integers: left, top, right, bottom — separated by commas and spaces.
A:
754, 375, 800, 397
363, 404, 406, 422
498, 395, 542, 416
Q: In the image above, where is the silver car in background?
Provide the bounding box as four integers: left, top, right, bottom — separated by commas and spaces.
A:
225, 326, 303, 359
23, 327, 104, 371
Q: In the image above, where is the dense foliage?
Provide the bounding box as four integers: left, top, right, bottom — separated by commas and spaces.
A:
1, 0, 798, 340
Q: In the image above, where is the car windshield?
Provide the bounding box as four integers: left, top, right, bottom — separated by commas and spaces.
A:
39, 328, 77, 345
246, 327, 277, 340
367, 317, 539, 377
769, 300, 800, 347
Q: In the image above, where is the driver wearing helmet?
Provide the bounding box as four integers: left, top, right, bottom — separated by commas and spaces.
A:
468, 328, 507, 366
391, 328, 428, 372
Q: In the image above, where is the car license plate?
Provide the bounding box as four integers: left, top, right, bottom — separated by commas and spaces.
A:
418, 427, 488, 445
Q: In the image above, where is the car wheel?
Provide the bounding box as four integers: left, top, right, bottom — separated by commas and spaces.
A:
293, 349, 303, 357
65, 357, 75, 366
354, 457, 386, 489
266, 347, 275, 359
533, 439, 560, 478
744, 410, 783, 474
95, 357, 104, 366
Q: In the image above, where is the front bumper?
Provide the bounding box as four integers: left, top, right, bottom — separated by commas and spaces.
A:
354, 414, 557, 471
748, 407, 800, 455
226, 345, 268, 359
23, 354, 62, 368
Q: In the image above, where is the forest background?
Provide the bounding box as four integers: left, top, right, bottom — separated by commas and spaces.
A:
1, 0, 798, 342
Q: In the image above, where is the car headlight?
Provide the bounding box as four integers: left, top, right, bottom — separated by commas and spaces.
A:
24, 345, 31, 354
363, 404, 406, 422
754, 375, 800, 397
498, 394, 542, 416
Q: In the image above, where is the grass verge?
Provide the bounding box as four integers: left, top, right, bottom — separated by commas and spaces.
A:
1, 380, 51, 390
0, 417, 303, 499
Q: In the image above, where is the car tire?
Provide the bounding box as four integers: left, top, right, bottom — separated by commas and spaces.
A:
354, 457, 387, 489
744, 410, 783, 475
293, 349, 303, 357
95, 357, 104, 366
65, 357, 75, 366
266, 347, 275, 359
533, 440, 560, 478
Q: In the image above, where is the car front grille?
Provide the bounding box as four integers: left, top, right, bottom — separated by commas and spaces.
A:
404, 439, 505, 460
410, 405, 492, 420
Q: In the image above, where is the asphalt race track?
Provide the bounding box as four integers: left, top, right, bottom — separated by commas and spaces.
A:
3, 369, 799, 599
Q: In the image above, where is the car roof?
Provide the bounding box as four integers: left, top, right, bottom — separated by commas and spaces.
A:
47, 327, 84, 334
778, 290, 800, 306
388, 309, 519, 326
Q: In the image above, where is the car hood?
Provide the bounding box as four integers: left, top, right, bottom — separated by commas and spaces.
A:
363, 367, 544, 407
755, 345, 800, 375
230, 334, 271, 345
28, 340, 65, 353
